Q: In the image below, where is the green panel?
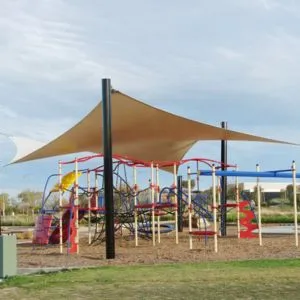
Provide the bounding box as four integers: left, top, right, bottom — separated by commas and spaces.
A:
0, 235, 17, 278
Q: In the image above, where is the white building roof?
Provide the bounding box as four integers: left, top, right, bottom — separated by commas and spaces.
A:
242, 182, 289, 192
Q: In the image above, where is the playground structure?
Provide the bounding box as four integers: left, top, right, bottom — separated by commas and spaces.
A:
10, 85, 299, 262
32, 153, 300, 254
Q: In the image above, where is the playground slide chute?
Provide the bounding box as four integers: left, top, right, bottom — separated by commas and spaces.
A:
51, 171, 82, 192
32, 215, 53, 245
48, 208, 85, 244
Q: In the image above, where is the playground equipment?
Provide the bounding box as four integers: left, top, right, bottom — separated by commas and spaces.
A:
32, 153, 300, 255
33, 154, 182, 253
187, 165, 218, 252
238, 198, 258, 238
133, 162, 178, 246
188, 161, 300, 248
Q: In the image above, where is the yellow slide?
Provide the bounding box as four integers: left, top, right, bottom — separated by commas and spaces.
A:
51, 171, 82, 192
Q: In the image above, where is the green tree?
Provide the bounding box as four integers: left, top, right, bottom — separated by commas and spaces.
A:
44, 193, 62, 210
227, 184, 237, 200
182, 179, 196, 190
280, 188, 287, 203
249, 186, 265, 206
0, 193, 9, 216
18, 189, 43, 214
286, 184, 300, 208
79, 193, 89, 208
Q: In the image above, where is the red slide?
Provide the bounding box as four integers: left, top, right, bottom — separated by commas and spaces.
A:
48, 209, 72, 244
239, 200, 258, 238
32, 215, 54, 245
48, 207, 85, 244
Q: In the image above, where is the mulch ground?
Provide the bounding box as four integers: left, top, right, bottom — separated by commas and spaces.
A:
17, 226, 300, 269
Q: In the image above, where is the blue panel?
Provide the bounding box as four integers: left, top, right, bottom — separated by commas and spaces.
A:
192, 170, 300, 179
98, 195, 104, 207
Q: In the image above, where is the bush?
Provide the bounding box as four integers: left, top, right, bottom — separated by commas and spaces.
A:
1, 219, 35, 226
15, 231, 33, 240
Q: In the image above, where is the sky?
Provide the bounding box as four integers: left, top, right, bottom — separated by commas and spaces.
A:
1, 0, 300, 198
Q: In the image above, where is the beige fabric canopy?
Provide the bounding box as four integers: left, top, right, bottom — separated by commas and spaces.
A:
13, 90, 295, 164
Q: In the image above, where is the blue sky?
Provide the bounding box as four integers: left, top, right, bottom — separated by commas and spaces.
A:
1, 0, 300, 198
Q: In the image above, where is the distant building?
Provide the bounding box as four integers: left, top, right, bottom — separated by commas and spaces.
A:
240, 182, 289, 203
241, 182, 289, 193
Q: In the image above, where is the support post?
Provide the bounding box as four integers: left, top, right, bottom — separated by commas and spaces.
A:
292, 161, 298, 247
212, 164, 218, 253
235, 166, 240, 239
156, 165, 161, 244
87, 170, 92, 245
58, 161, 63, 254
74, 158, 79, 254
188, 167, 193, 250
95, 172, 99, 209
133, 166, 138, 246
256, 164, 262, 246
173, 163, 179, 244
177, 176, 183, 232
151, 163, 155, 246
102, 78, 115, 259
220, 121, 228, 236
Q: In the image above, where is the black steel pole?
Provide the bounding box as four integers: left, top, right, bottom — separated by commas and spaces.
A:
102, 78, 115, 259
177, 176, 183, 232
220, 121, 228, 236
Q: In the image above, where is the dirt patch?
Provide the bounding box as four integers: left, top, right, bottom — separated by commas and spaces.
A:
17, 226, 300, 269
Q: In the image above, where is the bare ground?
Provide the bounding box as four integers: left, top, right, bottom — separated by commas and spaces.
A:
17, 226, 300, 269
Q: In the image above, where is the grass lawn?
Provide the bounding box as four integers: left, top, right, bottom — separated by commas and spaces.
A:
1, 259, 300, 299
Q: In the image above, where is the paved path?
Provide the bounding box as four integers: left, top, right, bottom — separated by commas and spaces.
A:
254, 225, 300, 234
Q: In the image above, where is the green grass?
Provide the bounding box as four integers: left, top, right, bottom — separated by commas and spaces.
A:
2, 259, 300, 299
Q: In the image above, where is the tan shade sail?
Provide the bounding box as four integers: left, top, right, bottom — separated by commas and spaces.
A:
12, 91, 295, 164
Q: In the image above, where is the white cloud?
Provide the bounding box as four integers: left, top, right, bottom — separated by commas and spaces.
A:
215, 47, 244, 61
259, 0, 276, 10
0, 105, 18, 118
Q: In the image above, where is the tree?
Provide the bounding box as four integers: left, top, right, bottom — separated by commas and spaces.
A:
44, 193, 63, 210
249, 186, 265, 206
280, 188, 287, 202
286, 184, 300, 208
202, 187, 213, 205
79, 193, 89, 208
182, 179, 196, 190
0, 193, 9, 216
18, 189, 43, 214
227, 184, 237, 200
